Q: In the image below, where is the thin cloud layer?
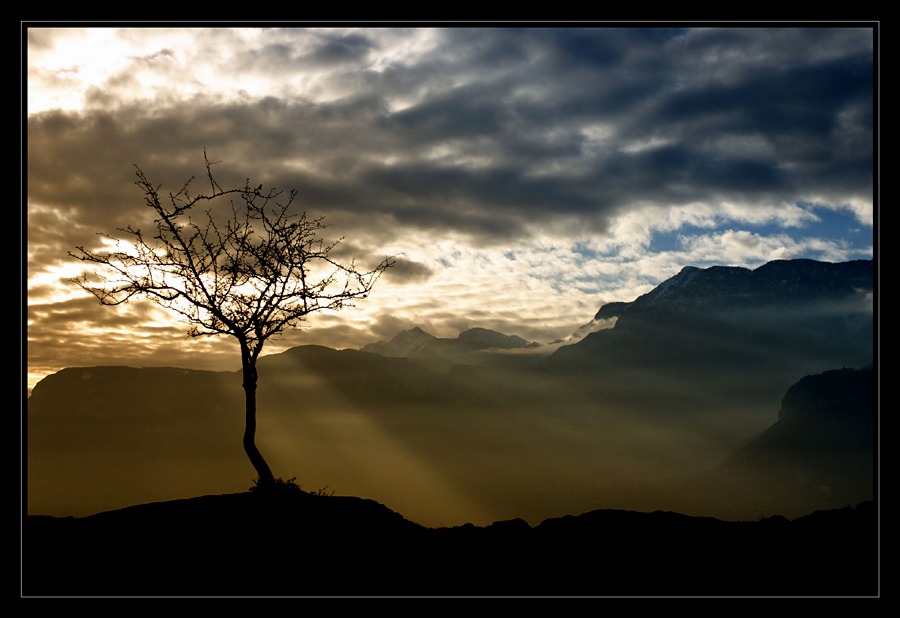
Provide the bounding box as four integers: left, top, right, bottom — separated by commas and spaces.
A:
25, 25, 875, 393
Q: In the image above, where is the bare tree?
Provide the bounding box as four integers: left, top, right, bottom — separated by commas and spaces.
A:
70, 152, 393, 489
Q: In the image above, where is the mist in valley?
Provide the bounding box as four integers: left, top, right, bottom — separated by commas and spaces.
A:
27, 345, 871, 529
27, 259, 875, 529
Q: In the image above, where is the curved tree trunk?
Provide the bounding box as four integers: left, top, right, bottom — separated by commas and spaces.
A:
241, 356, 275, 488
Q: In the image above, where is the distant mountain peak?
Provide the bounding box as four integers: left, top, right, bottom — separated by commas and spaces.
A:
392, 326, 436, 341
361, 327, 436, 357
361, 325, 535, 364
457, 327, 530, 349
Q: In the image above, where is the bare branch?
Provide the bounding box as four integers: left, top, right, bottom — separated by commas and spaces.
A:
70, 154, 393, 354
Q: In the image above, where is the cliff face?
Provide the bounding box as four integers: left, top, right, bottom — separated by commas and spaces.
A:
727, 365, 874, 461
715, 365, 875, 516
777, 365, 875, 424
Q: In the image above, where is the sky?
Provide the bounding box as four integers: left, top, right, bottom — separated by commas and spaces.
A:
24, 24, 876, 397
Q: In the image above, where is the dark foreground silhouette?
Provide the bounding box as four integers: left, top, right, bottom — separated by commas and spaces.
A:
23, 491, 877, 597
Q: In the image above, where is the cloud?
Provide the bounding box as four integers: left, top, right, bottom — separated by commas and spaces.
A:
25, 26, 875, 393
383, 257, 434, 284
28, 27, 874, 239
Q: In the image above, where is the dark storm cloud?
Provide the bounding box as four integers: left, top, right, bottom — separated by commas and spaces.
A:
587, 144, 790, 204
361, 163, 600, 218
27, 96, 592, 251
28, 26, 874, 267
309, 32, 377, 65
382, 257, 434, 284
232, 30, 378, 75
386, 28, 681, 130
387, 86, 507, 137
653, 54, 872, 143
542, 27, 632, 67
439, 27, 682, 73
406, 27, 869, 209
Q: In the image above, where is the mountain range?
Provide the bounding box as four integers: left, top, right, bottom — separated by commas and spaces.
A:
360, 325, 539, 370
26, 258, 876, 538
552, 258, 872, 381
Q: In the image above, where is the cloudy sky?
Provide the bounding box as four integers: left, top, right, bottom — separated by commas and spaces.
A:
24, 25, 876, 395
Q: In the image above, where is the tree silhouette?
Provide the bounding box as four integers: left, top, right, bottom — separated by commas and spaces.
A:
70, 152, 392, 489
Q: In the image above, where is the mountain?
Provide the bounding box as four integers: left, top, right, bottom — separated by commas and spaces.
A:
455, 327, 532, 349
559, 258, 872, 363
550, 258, 873, 406
710, 365, 875, 516
23, 491, 876, 596
255, 344, 457, 406
26, 257, 875, 528
729, 365, 874, 464
360, 326, 436, 357
362, 326, 537, 368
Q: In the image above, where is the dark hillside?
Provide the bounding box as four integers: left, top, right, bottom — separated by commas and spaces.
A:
22, 493, 877, 597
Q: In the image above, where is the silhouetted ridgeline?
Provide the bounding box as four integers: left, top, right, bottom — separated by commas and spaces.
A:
23, 493, 876, 597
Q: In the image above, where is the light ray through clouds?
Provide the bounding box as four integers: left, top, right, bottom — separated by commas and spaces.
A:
25, 25, 875, 395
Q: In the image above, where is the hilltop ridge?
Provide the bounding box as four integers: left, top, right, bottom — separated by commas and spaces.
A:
23, 491, 877, 596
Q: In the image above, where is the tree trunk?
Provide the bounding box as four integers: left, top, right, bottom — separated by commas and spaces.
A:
241, 356, 275, 488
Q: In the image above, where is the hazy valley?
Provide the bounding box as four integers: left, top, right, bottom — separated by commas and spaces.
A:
26, 258, 875, 530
